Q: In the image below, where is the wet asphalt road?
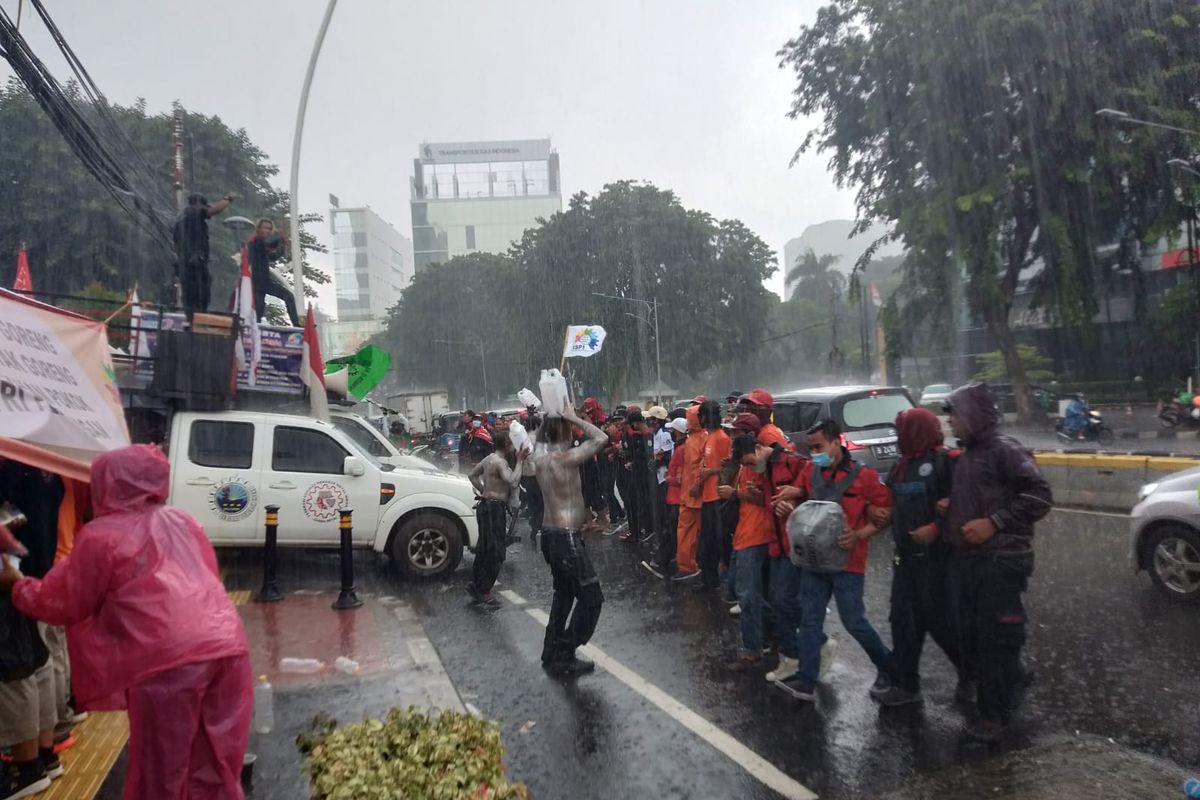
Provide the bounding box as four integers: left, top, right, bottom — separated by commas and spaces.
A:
391, 508, 1199, 800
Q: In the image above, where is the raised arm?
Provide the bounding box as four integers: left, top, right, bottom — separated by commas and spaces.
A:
560, 401, 608, 467
493, 448, 528, 491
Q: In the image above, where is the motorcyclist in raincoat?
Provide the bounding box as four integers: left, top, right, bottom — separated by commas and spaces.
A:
1, 444, 252, 799
1062, 393, 1089, 438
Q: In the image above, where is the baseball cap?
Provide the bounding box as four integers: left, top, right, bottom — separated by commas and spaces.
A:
668, 418, 688, 434
688, 395, 707, 406
739, 388, 774, 408
646, 405, 668, 421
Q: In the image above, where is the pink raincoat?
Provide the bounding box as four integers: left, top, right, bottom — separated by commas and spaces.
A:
14, 444, 251, 799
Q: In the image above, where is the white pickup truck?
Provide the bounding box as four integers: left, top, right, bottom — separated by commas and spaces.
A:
165, 410, 478, 578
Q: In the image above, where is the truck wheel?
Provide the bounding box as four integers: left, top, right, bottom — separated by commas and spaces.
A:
1145, 526, 1200, 603
391, 514, 463, 579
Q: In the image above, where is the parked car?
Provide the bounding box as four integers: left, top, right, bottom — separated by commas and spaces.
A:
1131, 466, 1200, 603
167, 410, 478, 578
772, 385, 914, 474
918, 383, 954, 410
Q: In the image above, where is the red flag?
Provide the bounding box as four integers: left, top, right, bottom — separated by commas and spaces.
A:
300, 304, 329, 420
14, 245, 33, 292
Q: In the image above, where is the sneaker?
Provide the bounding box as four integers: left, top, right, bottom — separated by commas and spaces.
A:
874, 686, 924, 707
765, 655, 799, 682
640, 560, 666, 579
964, 717, 1006, 744
869, 670, 892, 698
39, 749, 62, 781
818, 638, 838, 681
728, 603, 741, 617
954, 678, 977, 705
772, 675, 816, 702
478, 593, 502, 608
726, 654, 761, 673
70, 710, 88, 725
3, 761, 50, 800
546, 655, 595, 676
671, 569, 701, 583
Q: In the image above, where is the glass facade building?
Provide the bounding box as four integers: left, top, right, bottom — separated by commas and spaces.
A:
330, 205, 413, 323
410, 139, 562, 272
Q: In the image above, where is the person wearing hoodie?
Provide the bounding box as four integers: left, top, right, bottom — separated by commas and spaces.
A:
943, 383, 1052, 743
1, 444, 252, 799
874, 408, 962, 707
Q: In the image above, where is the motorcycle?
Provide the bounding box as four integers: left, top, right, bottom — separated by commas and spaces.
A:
1158, 396, 1200, 429
1056, 409, 1115, 446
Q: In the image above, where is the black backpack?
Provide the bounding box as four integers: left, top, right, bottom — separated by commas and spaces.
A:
0, 596, 48, 682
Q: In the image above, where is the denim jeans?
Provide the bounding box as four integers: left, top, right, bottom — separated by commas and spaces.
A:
769, 557, 804, 659
734, 545, 769, 656
797, 570, 892, 686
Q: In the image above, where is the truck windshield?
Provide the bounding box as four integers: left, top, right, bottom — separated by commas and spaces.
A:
331, 417, 393, 459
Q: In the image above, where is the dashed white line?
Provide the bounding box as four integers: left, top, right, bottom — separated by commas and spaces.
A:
1051, 507, 1131, 519
504, 589, 818, 800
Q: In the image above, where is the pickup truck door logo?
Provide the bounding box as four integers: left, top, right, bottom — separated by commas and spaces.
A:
210, 478, 257, 521
303, 481, 349, 522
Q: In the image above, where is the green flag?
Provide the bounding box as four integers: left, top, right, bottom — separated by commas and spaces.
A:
325, 344, 391, 400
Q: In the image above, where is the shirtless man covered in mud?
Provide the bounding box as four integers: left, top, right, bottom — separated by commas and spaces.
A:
532, 398, 609, 676
467, 431, 526, 607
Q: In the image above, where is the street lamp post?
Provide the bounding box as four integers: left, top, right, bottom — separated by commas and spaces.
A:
593, 292, 661, 404
288, 0, 339, 315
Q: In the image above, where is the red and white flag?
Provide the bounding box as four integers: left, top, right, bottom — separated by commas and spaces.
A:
128, 286, 151, 360
232, 246, 261, 386
14, 245, 33, 292
300, 303, 328, 420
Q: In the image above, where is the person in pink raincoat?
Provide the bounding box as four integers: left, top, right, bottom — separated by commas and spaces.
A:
0, 444, 252, 800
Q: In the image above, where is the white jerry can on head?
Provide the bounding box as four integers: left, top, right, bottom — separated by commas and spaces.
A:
539, 369, 568, 417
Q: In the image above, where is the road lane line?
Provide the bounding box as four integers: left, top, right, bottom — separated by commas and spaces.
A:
506, 591, 817, 800
498, 589, 527, 606
1052, 507, 1130, 519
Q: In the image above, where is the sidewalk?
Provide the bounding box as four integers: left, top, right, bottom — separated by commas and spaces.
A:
96, 590, 464, 799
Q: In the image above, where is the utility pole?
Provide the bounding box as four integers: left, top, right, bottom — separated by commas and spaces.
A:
172, 109, 185, 210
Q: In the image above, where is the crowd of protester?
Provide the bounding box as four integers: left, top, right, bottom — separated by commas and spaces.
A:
468, 382, 1052, 745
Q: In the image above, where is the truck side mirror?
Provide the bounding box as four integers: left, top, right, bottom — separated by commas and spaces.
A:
343, 456, 366, 477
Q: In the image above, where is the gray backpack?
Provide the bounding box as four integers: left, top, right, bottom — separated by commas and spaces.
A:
787, 462, 862, 573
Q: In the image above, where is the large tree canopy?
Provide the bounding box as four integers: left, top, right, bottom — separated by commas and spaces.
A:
375, 181, 777, 407
779, 0, 1200, 418
0, 79, 328, 309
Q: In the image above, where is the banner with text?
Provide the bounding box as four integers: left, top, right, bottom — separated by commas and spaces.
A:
0, 290, 130, 480
563, 325, 607, 359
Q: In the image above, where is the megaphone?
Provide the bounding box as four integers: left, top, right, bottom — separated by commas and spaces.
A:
325, 367, 350, 399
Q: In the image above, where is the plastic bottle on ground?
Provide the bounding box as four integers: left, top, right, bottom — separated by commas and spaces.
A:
333, 656, 360, 675
279, 657, 323, 674
253, 675, 274, 734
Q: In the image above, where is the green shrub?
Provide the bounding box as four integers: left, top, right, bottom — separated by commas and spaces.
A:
298, 708, 528, 800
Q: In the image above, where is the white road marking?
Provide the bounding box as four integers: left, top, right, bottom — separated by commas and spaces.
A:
498, 589, 527, 606
507, 591, 817, 800
1052, 507, 1130, 519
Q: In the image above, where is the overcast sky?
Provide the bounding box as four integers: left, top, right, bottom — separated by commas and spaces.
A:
3, 0, 856, 315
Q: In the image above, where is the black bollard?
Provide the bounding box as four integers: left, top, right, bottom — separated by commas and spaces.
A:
255, 505, 284, 603
332, 508, 362, 610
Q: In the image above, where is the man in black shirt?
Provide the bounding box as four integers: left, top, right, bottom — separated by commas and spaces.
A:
246, 218, 300, 326
173, 192, 234, 317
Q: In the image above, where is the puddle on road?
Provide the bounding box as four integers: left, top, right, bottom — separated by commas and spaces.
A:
880, 734, 1190, 799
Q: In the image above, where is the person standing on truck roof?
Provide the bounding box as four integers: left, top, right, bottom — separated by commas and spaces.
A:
245, 218, 300, 327
532, 398, 609, 676
173, 192, 234, 318
467, 431, 528, 608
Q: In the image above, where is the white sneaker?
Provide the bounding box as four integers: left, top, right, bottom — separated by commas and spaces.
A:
729, 603, 741, 616
819, 638, 838, 680
765, 655, 799, 682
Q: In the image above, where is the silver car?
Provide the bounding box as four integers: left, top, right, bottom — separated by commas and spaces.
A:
1131, 466, 1200, 603
918, 383, 953, 410
773, 385, 914, 475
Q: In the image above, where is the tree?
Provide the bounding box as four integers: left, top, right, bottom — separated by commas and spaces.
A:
0, 80, 328, 308
785, 248, 844, 305
973, 344, 1054, 384
778, 0, 1200, 421
374, 181, 777, 406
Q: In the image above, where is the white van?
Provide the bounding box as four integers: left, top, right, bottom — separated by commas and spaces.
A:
167, 410, 478, 578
